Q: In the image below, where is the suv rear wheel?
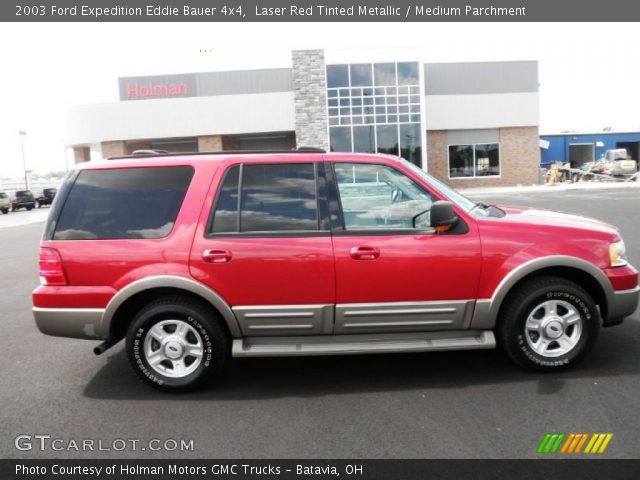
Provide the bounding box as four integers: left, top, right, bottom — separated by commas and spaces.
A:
126, 296, 229, 392
498, 276, 599, 371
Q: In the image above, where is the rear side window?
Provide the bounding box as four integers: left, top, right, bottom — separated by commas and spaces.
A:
0, 193, 7, 199
211, 166, 240, 233
53, 166, 193, 240
210, 163, 319, 233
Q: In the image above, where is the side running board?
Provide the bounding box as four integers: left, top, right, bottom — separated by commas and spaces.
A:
232, 330, 495, 357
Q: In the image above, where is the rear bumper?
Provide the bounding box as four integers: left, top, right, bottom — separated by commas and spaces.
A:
605, 285, 640, 326
33, 307, 107, 340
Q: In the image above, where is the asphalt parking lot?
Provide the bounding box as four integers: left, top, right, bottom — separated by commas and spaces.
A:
0, 187, 639, 459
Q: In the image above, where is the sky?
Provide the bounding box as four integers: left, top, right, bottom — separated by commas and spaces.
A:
1, 22, 639, 177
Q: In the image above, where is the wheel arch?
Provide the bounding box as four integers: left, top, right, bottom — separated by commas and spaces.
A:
473, 256, 613, 329
102, 276, 241, 340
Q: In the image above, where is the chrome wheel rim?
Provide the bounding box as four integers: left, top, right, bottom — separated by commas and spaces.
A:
143, 319, 204, 378
525, 300, 583, 358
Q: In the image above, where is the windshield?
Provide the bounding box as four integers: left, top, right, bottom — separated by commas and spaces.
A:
400, 158, 476, 212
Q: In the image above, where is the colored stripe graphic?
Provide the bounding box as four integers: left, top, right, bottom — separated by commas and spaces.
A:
574, 433, 589, 453
565, 433, 586, 453
539, 433, 613, 454
537, 433, 565, 454
584, 433, 613, 454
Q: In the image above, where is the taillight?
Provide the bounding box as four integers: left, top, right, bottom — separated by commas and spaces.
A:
39, 247, 68, 286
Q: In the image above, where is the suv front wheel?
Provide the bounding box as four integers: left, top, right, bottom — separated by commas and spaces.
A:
498, 276, 599, 371
126, 296, 229, 392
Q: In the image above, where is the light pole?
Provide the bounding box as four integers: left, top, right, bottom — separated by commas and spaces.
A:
19, 130, 28, 189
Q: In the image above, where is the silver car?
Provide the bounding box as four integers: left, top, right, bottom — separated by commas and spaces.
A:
0, 192, 10, 214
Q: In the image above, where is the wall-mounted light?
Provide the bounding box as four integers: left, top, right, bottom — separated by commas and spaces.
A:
596, 141, 605, 147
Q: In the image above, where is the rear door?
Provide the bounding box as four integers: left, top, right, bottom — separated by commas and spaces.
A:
190, 157, 335, 337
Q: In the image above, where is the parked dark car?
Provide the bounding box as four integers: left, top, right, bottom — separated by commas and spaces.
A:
0, 192, 10, 214
11, 190, 36, 211
35, 188, 57, 208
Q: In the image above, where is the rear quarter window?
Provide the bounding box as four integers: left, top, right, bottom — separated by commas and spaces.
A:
53, 166, 194, 240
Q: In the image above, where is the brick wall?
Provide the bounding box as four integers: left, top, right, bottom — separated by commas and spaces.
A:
100, 141, 127, 158
222, 136, 240, 151
73, 147, 90, 164
426, 126, 540, 187
197, 135, 223, 152
100, 140, 151, 158
425, 130, 448, 182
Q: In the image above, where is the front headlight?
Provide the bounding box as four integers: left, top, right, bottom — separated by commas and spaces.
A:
610, 239, 628, 267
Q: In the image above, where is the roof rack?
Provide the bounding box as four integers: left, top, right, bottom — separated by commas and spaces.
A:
110, 147, 326, 160
296, 146, 326, 153
131, 149, 170, 156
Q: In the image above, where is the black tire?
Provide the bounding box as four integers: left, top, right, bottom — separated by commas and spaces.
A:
26, 205, 33, 211
126, 296, 229, 392
1, 209, 7, 214
497, 276, 599, 372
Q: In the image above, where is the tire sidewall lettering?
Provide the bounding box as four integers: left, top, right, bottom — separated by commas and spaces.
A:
131, 310, 215, 386
518, 288, 592, 366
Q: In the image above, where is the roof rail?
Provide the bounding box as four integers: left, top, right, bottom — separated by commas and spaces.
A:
296, 146, 326, 153
108, 147, 326, 160
131, 149, 170, 156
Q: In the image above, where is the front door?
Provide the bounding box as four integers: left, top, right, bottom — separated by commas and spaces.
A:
329, 161, 482, 334
190, 159, 335, 337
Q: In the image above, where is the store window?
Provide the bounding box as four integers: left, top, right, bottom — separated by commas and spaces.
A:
327, 62, 422, 168
449, 143, 500, 178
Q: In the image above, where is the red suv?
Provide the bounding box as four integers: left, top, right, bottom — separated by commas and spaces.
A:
33, 150, 639, 391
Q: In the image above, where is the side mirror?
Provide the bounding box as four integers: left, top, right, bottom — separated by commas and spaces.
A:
430, 201, 458, 233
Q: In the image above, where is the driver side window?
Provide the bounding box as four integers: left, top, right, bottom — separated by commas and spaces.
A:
333, 163, 436, 230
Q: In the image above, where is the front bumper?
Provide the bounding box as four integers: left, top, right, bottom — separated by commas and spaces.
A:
33, 307, 107, 339
605, 285, 640, 326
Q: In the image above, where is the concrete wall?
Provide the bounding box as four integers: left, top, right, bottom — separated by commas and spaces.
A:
424, 92, 539, 131
424, 61, 538, 95
424, 60, 539, 131
67, 92, 295, 146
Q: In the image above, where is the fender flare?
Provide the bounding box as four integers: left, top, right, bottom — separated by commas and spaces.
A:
472, 255, 613, 329
101, 275, 241, 337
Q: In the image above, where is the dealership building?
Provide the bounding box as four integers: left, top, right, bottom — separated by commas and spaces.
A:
68, 49, 540, 187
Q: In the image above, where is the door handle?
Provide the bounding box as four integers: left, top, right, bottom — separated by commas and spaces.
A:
350, 246, 380, 260
202, 249, 232, 264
